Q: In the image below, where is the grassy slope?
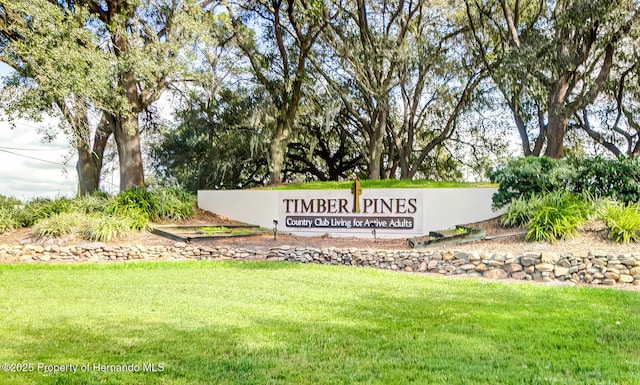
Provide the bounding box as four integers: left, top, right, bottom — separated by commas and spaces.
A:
267, 180, 497, 190
0, 262, 638, 385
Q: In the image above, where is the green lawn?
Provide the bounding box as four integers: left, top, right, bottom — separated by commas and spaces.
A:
267, 179, 497, 190
0, 261, 638, 385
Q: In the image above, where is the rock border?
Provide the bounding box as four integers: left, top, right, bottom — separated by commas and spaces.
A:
2, 242, 639, 287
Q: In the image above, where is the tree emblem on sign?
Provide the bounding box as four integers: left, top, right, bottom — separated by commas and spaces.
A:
351, 179, 362, 213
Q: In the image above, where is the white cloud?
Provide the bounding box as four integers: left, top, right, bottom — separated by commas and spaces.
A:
0, 118, 77, 201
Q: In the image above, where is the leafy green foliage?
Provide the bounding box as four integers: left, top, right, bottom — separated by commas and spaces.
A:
525, 192, 592, 242
489, 157, 576, 208
70, 192, 109, 214
490, 156, 640, 208
104, 187, 158, 226
599, 202, 640, 243
0, 195, 22, 234
33, 212, 85, 238
0, 195, 23, 210
153, 186, 197, 221
271, 179, 496, 190
572, 157, 640, 204
0, 208, 21, 234
152, 88, 269, 191
83, 214, 133, 242
18, 198, 73, 227
501, 195, 542, 228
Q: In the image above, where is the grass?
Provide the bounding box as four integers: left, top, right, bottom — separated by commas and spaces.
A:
268, 179, 497, 190
200, 226, 253, 236
1, 262, 639, 384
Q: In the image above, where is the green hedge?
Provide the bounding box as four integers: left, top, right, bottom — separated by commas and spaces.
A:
489, 157, 640, 208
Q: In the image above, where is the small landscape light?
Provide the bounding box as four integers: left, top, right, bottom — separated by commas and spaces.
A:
273, 219, 278, 241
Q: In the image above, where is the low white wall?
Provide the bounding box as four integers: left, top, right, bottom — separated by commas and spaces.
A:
198, 188, 501, 239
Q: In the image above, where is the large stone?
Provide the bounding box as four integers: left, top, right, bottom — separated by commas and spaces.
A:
605, 272, 620, 281
541, 252, 559, 264
492, 253, 506, 261
619, 275, 634, 283
418, 261, 428, 272
511, 271, 527, 280
535, 263, 555, 272
504, 253, 516, 264
602, 279, 616, 286
467, 252, 481, 262
475, 263, 488, 272
503, 263, 523, 273
554, 266, 570, 277
521, 256, 539, 267
460, 263, 476, 271
483, 269, 508, 280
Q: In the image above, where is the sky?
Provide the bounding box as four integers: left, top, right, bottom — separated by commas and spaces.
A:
0, 62, 78, 201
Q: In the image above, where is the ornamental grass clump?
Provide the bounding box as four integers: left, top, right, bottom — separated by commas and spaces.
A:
83, 214, 133, 242
33, 212, 85, 238
152, 186, 197, 221
70, 193, 109, 214
501, 195, 543, 228
0, 208, 20, 234
525, 191, 592, 243
104, 187, 159, 231
19, 197, 74, 227
599, 202, 640, 243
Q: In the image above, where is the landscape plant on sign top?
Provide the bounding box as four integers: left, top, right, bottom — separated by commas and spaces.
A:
269, 179, 496, 190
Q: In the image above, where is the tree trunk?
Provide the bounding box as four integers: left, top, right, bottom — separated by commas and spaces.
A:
368, 104, 388, 180
113, 115, 145, 191
544, 76, 570, 158
76, 114, 113, 195
76, 146, 100, 195
269, 122, 288, 185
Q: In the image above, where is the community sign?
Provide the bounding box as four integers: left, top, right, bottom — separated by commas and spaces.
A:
279, 180, 423, 235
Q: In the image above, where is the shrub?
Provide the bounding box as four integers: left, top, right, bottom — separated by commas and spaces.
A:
19, 198, 74, 227
33, 212, 85, 238
71, 192, 109, 214
0, 208, 20, 234
489, 157, 576, 208
152, 186, 197, 221
599, 202, 640, 243
105, 187, 159, 222
121, 207, 152, 231
0, 195, 22, 210
571, 157, 640, 204
501, 195, 543, 228
525, 191, 592, 243
490, 156, 640, 209
83, 214, 133, 242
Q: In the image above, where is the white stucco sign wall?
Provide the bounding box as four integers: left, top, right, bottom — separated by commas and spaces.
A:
198, 186, 500, 239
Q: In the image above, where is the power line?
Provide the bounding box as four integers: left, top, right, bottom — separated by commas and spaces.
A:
0, 146, 68, 151
0, 147, 70, 167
